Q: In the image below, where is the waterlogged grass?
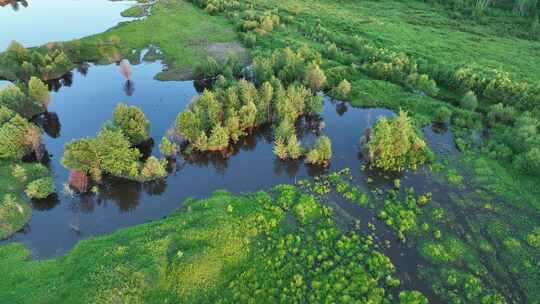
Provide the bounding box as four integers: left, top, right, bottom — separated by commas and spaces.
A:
0, 187, 426, 303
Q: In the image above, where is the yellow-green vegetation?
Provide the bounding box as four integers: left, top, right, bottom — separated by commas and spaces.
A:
0, 187, 426, 303
62, 107, 167, 187
75, 0, 242, 80
0, 161, 51, 239
365, 111, 432, 172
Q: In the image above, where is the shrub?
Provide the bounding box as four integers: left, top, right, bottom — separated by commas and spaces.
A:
138, 156, 167, 181
460, 91, 478, 110
25, 177, 55, 199
112, 103, 150, 145
207, 124, 230, 151
273, 137, 288, 159
365, 111, 431, 171
306, 136, 332, 166
399, 291, 428, 304
434, 106, 452, 123
62, 138, 102, 181
304, 63, 327, 91
28, 77, 50, 109
334, 79, 352, 99
11, 164, 27, 182
7, 41, 28, 62
193, 56, 220, 80
286, 134, 303, 159
159, 137, 178, 158
0, 113, 41, 160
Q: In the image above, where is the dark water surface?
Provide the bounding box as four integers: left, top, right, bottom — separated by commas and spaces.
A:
0, 0, 135, 50
2, 59, 410, 258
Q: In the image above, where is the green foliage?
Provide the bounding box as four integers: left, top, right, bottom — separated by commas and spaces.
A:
366, 111, 431, 171
27, 77, 50, 108
399, 291, 428, 304
138, 156, 167, 182
460, 90, 478, 110
434, 106, 452, 123
207, 124, 230, 151
304, 63, 327, 91
159, 137, 178, 158
285, 134, 302, 159
273, 137, 288, 159
112, 103, 150, 145
334, 79, 352, 99
24, 177, 55, 199
0, 186, 425, 303
306, 136, 332, 166
0, 110, 41, 160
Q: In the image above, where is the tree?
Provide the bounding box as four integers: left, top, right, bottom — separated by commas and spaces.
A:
256, 81, 273, 123
176, 111, 201, 142
460, 91, 478, 111
159, 137, 178, 158
399, 291, 428, 304
7, 41, 28, 62
28, 77, 50, 109
304, 63, 327, 91
194, 90, 221, 132
226, 116, 243, 143
0, 114, 40, 160
112, 103, 150, 145
139, 156, 167, 181
305, 94, 324, 115
286, 134, 302, 159
434, 106, 452, 123
0, 84, 27, 114
273, 137, 288, 159
335, 79, 352, 99
62, 138, 102, 181
306, 136, 332, 165
207, 124, 230, 151
95, 128, 141, 179
366, 111, 430, 171
239, 101, 257, 130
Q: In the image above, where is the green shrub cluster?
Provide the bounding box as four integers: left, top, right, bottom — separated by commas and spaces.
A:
365, 111, 432, 171
112, 103, 151, 145
3, 41, 73, 81
0, 106, 42, 160
24, 177, 54, 199
178, 48, 329, 158
305, 136, 332, 166
192, 55, 243, 81
62, 107, 166, 187
0, 77, 51, 117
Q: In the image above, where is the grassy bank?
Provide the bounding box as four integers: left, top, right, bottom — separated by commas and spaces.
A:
0, 187, 426, 303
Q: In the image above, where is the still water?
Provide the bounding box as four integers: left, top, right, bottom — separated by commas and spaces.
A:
0, 0, 136, 50
2, 59, 404, 258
